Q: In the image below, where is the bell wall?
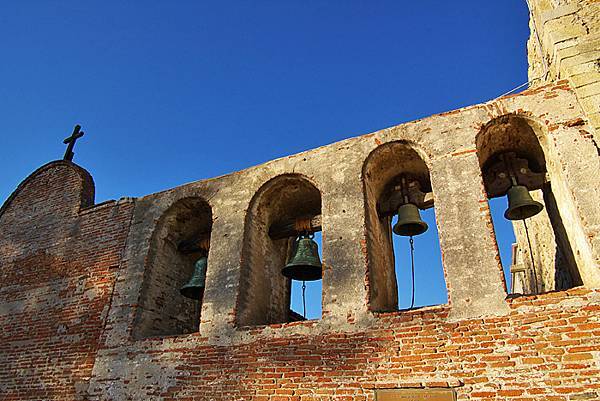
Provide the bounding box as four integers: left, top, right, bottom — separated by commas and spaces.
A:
1, 81, 599, 400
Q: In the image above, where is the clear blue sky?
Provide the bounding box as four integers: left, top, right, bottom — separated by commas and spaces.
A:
0, 1, 528, 318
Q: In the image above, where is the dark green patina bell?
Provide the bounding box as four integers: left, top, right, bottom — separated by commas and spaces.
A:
393, 203, 428, 237
504, 185, 544, 221
282, 235, 322, 281
180, 256, 208, 299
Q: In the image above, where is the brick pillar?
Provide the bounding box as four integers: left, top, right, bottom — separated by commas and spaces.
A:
320, 166, 371, 323
198, 211, 243, 339
430, 150, 509, 320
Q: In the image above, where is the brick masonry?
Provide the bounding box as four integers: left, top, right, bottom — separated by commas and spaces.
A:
1, 5, 600, 401
0, 162, 134, 400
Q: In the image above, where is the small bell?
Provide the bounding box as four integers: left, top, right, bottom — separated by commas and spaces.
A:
393, 203, 428, 237
180, 256, 208, 299
282, 234, 322, 281
504, 185, 543, 221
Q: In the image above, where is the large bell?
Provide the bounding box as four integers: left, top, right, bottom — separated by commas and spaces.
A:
504, 185, 543, 221
180, 256, 208, 299
393, 203, 428, 237
282, 235, 322, 281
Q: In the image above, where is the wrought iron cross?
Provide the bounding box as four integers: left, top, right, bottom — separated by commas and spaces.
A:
63, 124, 85, 161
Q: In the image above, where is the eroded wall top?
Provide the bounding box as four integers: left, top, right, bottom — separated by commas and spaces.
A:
527, 0, 600, 135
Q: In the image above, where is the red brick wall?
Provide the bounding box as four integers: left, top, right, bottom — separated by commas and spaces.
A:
88, 289, 600, 400
0, 161, 133, 401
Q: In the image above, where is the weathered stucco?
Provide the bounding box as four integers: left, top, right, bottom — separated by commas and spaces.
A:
84, 83, 600, 400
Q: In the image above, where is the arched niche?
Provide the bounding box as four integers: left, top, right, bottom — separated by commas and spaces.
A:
237, 174, 322, 327
134, 197, 212, 339
362, 141, 445, 312
476, 114, 582, 294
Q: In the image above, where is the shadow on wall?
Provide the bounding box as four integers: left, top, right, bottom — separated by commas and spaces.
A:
543, 185, 578, 290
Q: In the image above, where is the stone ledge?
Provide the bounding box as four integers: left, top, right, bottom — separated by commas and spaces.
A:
571, 71, 600, 88
560, 50, 600, 68
578, 81, 600, 98
565, 59, 600, 76
587, 112, 600, 128
579, 93, 600, 113
541, 4, 580, 26
543, 21, 588, 47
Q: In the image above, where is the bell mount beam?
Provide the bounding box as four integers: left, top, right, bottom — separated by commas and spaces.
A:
177, 215, 323, 253
268, 215, 322, 240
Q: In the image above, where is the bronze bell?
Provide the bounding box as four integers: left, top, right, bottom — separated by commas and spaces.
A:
180, 256, 208, 299
504, 185, 544, 221
393, 203, 428, 237
282, 235, 322, 281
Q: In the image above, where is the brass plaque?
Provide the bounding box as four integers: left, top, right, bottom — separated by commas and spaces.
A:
375, 389, 456, 401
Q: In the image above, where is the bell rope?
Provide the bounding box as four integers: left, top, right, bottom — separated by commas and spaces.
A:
409, 236, 416, 309
302, 281, 307, 318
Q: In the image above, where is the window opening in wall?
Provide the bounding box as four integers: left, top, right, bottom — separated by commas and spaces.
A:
389, 174, 430, 309
393, 207, 446, 309
382, 174, 446, 311
238, 175, 323, 327
477, 115, 582, 295
486, 152, 546, 293
289, 231, 323, 320
363, 142, 447, 313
